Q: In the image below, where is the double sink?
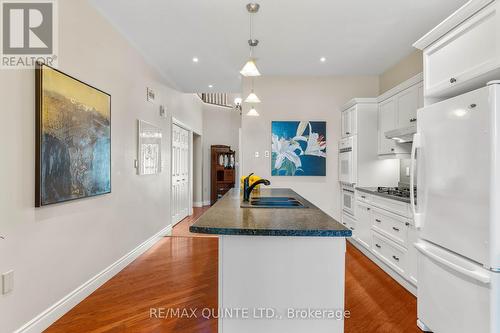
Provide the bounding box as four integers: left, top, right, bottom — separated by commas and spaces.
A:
246, 196, 306, 209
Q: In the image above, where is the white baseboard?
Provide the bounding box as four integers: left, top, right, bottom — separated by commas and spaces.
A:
15, 224, 173, 333
193, 200, 210, 208
348, 238, 417, 296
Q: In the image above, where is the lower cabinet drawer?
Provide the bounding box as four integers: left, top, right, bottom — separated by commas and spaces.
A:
372, 207, 410, 247
370, 195, 412, 218
372, 231, 407, 276
342, 213, 357, 239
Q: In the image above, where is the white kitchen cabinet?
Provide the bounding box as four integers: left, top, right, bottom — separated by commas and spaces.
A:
341, 107, 357, 138
415, 0, 500, 98
355, 201, 372, 250
372, 232, 407, 277
396, 84, 420, 128
342, 212, 357, 240
378, 98, 397, 155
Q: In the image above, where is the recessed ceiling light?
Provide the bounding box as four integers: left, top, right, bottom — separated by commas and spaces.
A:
208, 84, 214, 88
320, 57, 326, 63
192, 57, 199, 63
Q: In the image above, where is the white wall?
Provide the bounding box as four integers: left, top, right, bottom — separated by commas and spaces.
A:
241, 76, 379, 219
202, 103, 241, 203
0, 1, 203, 331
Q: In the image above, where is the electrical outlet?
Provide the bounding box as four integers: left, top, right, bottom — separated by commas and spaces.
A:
406, 167, 410, 177
2, 270, 14, 295
255, 151, 260, 158
264, 151, 270, 158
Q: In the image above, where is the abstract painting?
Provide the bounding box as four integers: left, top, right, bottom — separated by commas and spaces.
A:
35, 63, 111, 206
138, 120, 162, 175
271, 121, 326, 176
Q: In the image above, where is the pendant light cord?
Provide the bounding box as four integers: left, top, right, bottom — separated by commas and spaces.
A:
249, 10, 253, 57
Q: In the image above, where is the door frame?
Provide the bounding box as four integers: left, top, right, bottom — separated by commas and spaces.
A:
171, 117, 194, 224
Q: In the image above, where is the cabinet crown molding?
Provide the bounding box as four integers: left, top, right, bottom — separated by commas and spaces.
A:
377, 73, 423, 103
340, 98, 378, 112
413, 0, 494, 50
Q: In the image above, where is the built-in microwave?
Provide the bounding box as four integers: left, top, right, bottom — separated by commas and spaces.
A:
339, 136, 357, 185
342, 186, 355, 216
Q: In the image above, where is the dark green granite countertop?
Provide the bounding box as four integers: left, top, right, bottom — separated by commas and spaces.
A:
189, 188, 351, 237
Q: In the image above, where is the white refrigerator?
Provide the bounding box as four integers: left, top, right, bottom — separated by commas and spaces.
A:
411, 81, 500, 333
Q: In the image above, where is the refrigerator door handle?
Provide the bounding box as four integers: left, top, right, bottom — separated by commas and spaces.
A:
415, 242, 491, 284
411, 133, 422, 229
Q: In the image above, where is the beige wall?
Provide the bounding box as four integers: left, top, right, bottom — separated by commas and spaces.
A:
241, 76, 379, 219
0, 1, 203, 331
379, 50, 423, 94
202, 103, 241, 203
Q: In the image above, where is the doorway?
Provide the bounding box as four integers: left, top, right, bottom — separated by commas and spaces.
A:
171, 122, 190, 225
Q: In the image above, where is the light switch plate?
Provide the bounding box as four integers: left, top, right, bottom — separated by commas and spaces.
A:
2, 270, 14, 294
406, 167, 410, 177
255, 151, 260, 158
264, 151, 270, 158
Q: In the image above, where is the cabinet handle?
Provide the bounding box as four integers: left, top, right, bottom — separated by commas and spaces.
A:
367, 207, 371, 211
361, 195, 366, 199
392, 255, 400, 262
346, 132, 350, 135
391, 148, 395, 152
450, 77, 457, 84
405, 222, 410, 226
392, 227, 400, 232
375, 244, 381, 249
469, 104, 477, 109
409, 118, 417, 122
350, 227, 355, 230
375, 219, 381, 223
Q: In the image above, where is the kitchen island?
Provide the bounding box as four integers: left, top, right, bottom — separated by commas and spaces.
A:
190, 188, 351, 333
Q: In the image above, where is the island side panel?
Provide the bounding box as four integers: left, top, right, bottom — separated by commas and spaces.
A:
218, 235, 347, 333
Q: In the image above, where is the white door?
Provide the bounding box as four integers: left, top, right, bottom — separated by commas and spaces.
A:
417, 85, 490, 266
172, 123, 190, 225
416, 241, 495, 333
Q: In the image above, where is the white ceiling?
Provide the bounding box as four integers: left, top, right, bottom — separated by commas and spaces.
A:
90, 0, 468, 93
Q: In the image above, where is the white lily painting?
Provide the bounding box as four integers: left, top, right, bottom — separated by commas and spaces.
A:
271, 121, 326, 176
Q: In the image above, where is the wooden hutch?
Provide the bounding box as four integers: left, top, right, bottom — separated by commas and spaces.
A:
210, 145, 236, 204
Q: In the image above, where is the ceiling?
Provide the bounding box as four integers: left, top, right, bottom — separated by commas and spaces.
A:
90, 0, 468, 93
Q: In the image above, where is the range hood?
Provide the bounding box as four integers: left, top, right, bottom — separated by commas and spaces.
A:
385, 125, 416, 143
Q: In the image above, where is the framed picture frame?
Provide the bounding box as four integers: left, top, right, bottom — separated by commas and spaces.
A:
271, 121, 327, 176
137, 120, 162, 175
35, 62, 111, 206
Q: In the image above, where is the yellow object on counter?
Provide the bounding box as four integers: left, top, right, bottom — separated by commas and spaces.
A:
240, 174, 263, 190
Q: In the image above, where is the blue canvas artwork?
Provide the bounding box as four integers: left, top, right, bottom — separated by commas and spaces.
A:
271, 121, 326, 176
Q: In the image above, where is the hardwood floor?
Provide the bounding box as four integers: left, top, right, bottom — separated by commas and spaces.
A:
46, 213, 419, 333
171, 206, 214, 238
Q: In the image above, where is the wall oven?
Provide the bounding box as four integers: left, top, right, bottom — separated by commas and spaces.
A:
342, 186, 355, 216
339, 136, 356, 185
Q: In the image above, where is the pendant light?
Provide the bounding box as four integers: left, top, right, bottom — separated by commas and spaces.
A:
246, 106, 260, 117
244, 77, 261, 103
240, 3, 261, 77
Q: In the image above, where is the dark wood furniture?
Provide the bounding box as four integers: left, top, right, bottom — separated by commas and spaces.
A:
210, 145, 236, 205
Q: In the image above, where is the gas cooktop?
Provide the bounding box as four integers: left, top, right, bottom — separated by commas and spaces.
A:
377, 187, 416, 199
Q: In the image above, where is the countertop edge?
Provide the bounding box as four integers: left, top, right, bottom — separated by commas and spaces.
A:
189, 225, 352, 237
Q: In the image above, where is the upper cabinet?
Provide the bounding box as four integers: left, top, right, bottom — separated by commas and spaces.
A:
341, 106, 357, 138
414, 0, 500, 99
377, 75, 423, 157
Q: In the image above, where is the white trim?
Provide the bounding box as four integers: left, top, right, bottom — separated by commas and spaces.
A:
413, 0, 494, 50
193, 201, 204, 207
377, 73, 423, 103
348, 238, 417, 296
340, 98, 378, 112
14, 224, 173, 333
